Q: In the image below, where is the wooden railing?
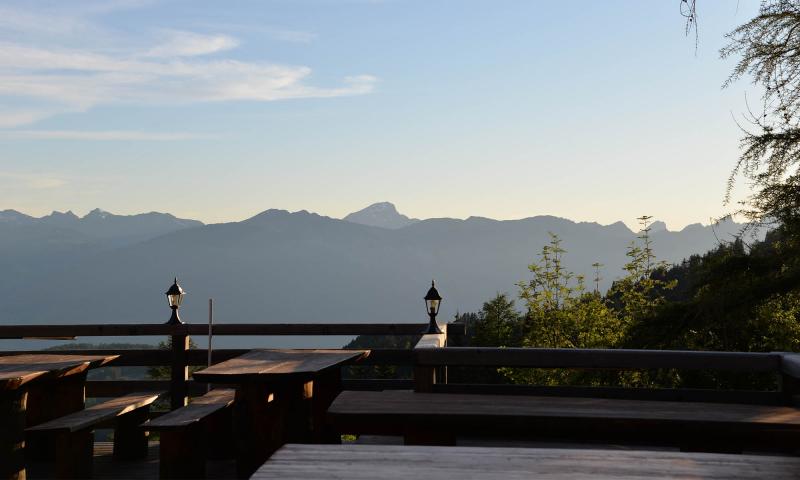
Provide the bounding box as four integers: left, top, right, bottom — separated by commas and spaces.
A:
414, 346, 800, 406
2, 322, 799, 409
0, 323, 428, 409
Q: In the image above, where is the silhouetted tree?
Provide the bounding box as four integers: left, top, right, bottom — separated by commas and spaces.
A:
721, 0, 800, 237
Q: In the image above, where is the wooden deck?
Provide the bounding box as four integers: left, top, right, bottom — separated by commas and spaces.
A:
253, 444, 800, 479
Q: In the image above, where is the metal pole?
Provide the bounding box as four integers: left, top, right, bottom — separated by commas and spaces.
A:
207, 298, 213, 392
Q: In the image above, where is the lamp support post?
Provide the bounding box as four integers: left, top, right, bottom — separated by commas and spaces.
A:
170, 329, 189, 410
164, 277, 189, 409
167, 306, 182, 325
207, 298, 213, 393
426, 310, 442, 334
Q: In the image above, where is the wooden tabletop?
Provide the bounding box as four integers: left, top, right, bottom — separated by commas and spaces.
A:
0, 353, 118, 391
192, 349, 366, 383
253, 444, 800, 479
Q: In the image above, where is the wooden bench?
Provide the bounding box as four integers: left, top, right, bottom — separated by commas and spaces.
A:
327, 390, 800, 452
141, 388, 235, 479
252, 443, 800, 479
27, 391, 162, 478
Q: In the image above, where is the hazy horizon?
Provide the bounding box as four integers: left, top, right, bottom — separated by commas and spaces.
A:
1, 200, 739, 232
1, 1, 760, 230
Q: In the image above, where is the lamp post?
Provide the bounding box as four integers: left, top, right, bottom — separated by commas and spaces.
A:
165, 277, 186, 325
424, 280, 443, 334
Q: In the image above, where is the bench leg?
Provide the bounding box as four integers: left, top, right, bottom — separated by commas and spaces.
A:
114, 406, 150, 460
0, 389, 27, 480
159, 425, 205, 479
26, 372, 87, 461
54, 430, 93, 479
204, 407, 234, 460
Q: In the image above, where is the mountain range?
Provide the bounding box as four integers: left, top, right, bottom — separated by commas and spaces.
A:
0, 203, 750, 348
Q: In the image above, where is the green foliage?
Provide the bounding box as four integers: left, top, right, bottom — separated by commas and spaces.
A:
606, 216, 677, 327
342, 334, 420, 380
472, 294, 519, 348
720, 1, 800, 235
626, 228, 800, 353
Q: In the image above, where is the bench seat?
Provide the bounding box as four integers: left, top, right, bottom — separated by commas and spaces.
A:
327, 390, 800, 452
141, 388, 235, 479
27, 391, 162, 478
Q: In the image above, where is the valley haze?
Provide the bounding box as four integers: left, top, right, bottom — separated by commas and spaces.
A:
0, 202, 748, 349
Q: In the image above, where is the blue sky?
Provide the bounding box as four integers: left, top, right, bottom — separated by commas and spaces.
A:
0, 0, 762, 229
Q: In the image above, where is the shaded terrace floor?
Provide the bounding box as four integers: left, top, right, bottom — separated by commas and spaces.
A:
25, 437, 796, 480
26, 442, 237, 480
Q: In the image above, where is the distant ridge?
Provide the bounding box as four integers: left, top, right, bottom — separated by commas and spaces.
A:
344, 202, 419, 229
0, 208, 203, 253
0, 204, 756, 343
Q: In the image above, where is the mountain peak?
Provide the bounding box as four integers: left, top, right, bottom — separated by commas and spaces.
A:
84, 208, 112, 220
42, 210, 79, 224
0, 209, 34, 223
343, 202, 419, 229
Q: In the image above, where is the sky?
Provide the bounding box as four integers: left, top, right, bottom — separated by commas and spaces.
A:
0, 0, 764, 230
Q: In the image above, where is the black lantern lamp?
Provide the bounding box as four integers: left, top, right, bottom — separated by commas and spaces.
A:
424, 280, 443, 334
165, 277, 186, 325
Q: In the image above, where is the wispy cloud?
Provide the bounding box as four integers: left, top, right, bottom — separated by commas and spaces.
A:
0, 3, 376, 128
0, 130, 211, 141
0, 109, 67, 128
144, 30, 240, 58
0, 171, 67, 189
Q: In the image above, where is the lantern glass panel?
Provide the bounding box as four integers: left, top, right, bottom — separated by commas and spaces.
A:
427, 299, 439, 313
168, 293, 183, 307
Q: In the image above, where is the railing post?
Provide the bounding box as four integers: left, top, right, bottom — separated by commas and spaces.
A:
445, 321, 466, 347
170, 329, 189, 410
413, 324, 447, 393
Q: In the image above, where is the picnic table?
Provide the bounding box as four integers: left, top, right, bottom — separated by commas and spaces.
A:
0, 353, 118, 480
253, 444, 800, 480
193, 349, 366, 478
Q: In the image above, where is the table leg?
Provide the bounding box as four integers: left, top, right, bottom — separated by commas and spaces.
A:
0, 389, 27, 480
233, 381, 313, 478
26, 371, 87, 461
233, 383, 281, 478
281, 380, 314, 444
312, 369, 343, 444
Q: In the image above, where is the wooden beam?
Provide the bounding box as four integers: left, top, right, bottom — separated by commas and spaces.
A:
780, 353, 800, 379
0, 348, 414, 367
433, 384, 785, 405
0, 323, 428, 338
341, 379, 414, 391
415, 347, 780, 372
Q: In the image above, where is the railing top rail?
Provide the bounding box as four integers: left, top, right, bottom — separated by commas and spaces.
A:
780, 353, 800, 379
414, 347, 782, 372
0, 323, 428, 338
